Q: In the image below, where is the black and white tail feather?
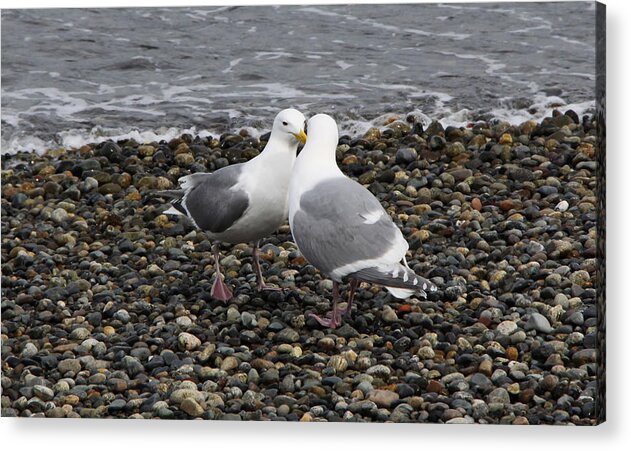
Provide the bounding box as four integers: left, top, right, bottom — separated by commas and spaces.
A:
156, 174, 207, 226
159, 189, 187, 216
348, 259, 438, 299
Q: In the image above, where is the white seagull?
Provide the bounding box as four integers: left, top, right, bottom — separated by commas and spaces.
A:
288, 113, 437, 328
161, 108, 307, 301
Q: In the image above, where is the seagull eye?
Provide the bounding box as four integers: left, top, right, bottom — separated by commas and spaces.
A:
282, 121, 288, 126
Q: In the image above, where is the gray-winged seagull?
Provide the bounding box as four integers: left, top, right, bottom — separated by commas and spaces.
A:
161, 108, 307, 301
288, 113, 437, 328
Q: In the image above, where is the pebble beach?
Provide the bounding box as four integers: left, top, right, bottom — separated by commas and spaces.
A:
1, 111, 600, 424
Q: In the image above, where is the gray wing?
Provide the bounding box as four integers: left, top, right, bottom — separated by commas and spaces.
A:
291, 177, 405, 277
182, 165, 249, 233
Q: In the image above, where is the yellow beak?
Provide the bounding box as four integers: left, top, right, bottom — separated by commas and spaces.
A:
292, 129, 307, 145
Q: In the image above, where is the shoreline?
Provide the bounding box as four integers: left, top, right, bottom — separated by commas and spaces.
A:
0, 97, 597, 157
1, 111, 601, 424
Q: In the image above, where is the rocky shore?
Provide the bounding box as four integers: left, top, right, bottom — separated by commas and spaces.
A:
1, 111, 600, 424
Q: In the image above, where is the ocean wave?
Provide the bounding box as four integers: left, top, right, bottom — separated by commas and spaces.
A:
1, 97, 596, 156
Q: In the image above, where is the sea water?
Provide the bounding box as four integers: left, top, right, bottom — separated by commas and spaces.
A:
1, 2, 597, 154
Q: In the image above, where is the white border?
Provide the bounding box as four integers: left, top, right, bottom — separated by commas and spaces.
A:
1, 0, 630, 450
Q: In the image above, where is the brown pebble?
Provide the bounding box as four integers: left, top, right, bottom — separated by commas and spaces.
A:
506, 347, 518, 360
174, 142, 190, 154
181, 398, 204, 417
519, 388, 535, 403
220, 356, 239, 372
471, 198, 482, 211
108, 378, 128, 393
411, 229, 430, 242
499, 199, 514, 211
507, 383, 520, 395
513, 416, 529, 425
251, 358, 275, 370
426, 380, 444, 394
342, 155, 359, 165
383, 116, 398, 125
103, 326, 115, 336
507, 213, 524, 221
155, 176, 172, 190
125, 191, 142, 202
64, 394, 80, 406
300, 412, 314, 422
499, 133, 513, 144
38, 165, 56, 176
478, 360, 493, 376
366, 389, 399, 408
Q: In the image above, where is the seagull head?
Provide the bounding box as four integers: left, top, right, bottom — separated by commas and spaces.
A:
273, 108, 307, 145
303, 113, 339, 150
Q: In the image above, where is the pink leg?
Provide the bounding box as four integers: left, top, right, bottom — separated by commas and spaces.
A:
309, 281, 343, 328
338, 278, 359, 318
253, 241, 282, 292
210, 243, 233, 302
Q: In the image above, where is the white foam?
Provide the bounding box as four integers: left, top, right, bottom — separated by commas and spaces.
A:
221, 58, 243, 74
1, 135, 49, 155
2, 93, 596, 156
510, 25, 551, 34
335, 60, 353, 71
1, 126, 215, 155
254, 51, 293, 61
335, 94, 595, 140
552, 34, 595, 49
300, 6, 469, 40
413, 96, 594, 128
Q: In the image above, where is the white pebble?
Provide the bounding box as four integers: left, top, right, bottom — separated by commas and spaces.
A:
555, 200, 569, 212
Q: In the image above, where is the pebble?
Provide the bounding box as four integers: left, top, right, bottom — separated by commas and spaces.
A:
366, 389, 399, 408
227, 307, 240, 323
114, 309, 130, 323
170, 388, 205, 405
221, 356, 239, 371
499, 133, 513, 144
69, 327, 91, 340
276, 327, 300, 343
328, 355, 348, 372
381, 305, 398, 322
417, 346, 435, 359
33, 385, 55, 401
103, 326, 115, 336
367, 365, 391, 378
51, 208, 69, 224
241, 311, 257, 328
555, 200, 569, 212
525, 313, 554, 334
21, 342, 38, 358
181, 398, 204, 417
395, 147, 418, 164
178, 332, 201, 351
176, 316, 193, 328
570, 270, 591, 287
572, 349, 596, 365
496, 320, 518, 335
58, 359, 81, 375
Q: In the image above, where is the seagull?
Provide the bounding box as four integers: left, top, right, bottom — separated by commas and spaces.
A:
288, 114, 437, 328
161, 108, 307, 302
